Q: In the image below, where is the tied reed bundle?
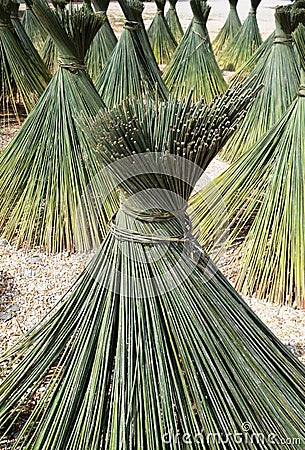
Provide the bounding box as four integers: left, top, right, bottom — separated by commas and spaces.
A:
0, 0, 117, 253
82, 0, 94, 13
85, 0, 118, 81
1, 84, 305, 449
219, 0, 262, 71
165, 0, 183, 43
41, 0, 67, 75
189, 9, 305, 308
0, 0, 50, 126
212, 0, 241, 56
95, 0, 169, 108
147, 0, 177, 65
163, 0, 227, 103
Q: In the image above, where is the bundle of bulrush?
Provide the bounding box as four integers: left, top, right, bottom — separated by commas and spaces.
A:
1, 81, 305, 449
147, 0, 177, 65
41, 0, 67, 75
0, 0, 116, 253
163, 0, 227, 103
220, 5, 300, 162
85, 0, 118, 81
220, 0, 262, 71
41, 33, 58, 74
95, 0, 169, 108
165, 0, 183, 43
189, 9, 305, 308
10, 1, 51, 85
234, 30, 275, 79
212, 0, 241, 56
21, 3, 47, 54
0, 0, 50, 125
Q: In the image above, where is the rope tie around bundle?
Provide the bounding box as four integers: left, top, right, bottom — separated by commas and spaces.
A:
58, 55, 87, 72
123, 20, 142, 31
249, 7, 257, 16
273, 34, 292, 45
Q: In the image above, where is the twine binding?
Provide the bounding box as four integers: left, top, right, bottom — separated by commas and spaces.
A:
58, 55, 87, 71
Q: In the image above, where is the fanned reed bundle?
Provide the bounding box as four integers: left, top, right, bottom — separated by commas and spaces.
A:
41, 33, 58, 74
118, 0, 159, 62
212, 0, 241, 56
1, 83, 305, 449
0, 0, 50, 125
147, 0, 177, 65
234, 0, 304, 81
163, 0, 227, 103
220, 5, 300, 162
85, 0, 118, 81
165, 0, 183, 43
219, 0, 262, 71
0, 0, 116, 253
21, 3, 47, 54
10, 1, 51, 85
95, 0, 169, 108
41, 0, 67, 75
189, 13, 305, 308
